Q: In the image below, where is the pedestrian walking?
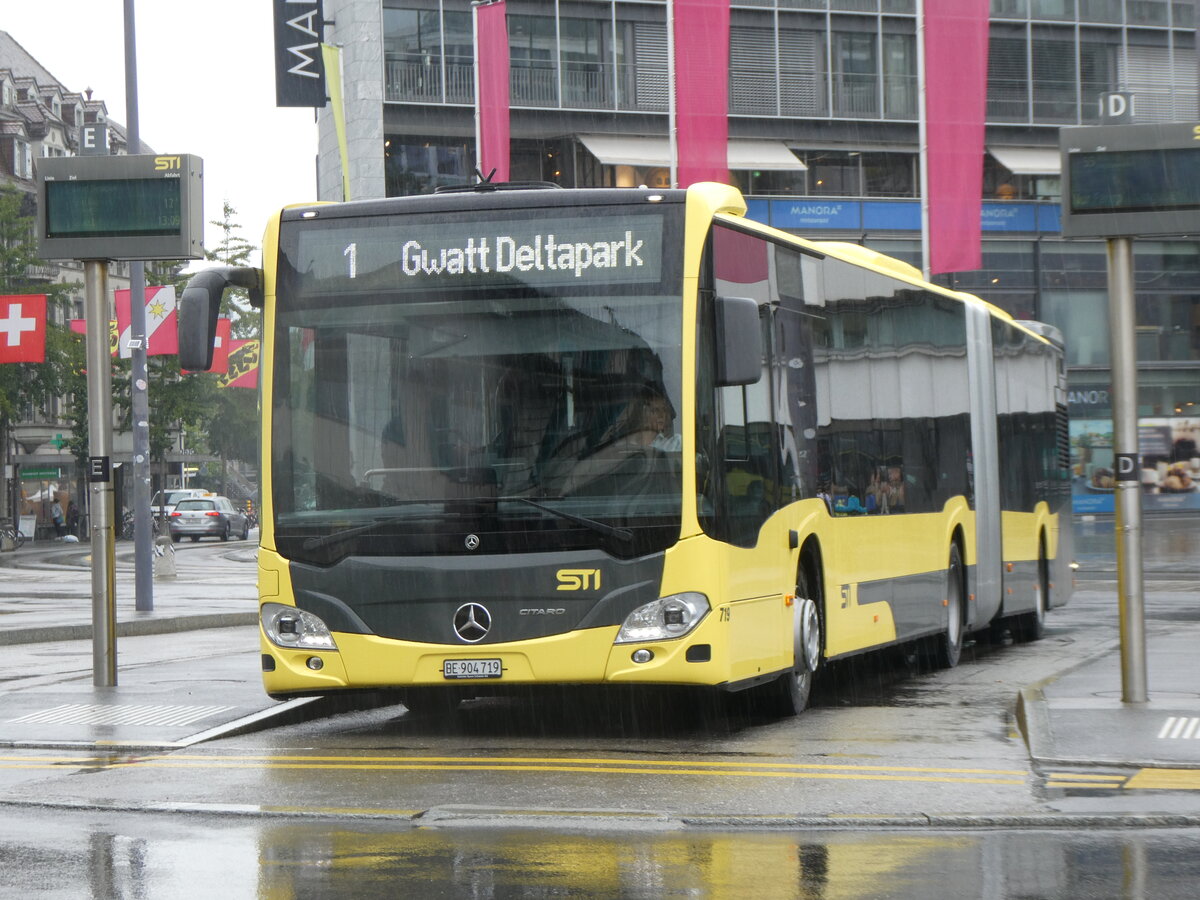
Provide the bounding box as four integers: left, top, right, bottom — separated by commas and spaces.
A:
50, 496, 66, 538
66, 500, 80, 537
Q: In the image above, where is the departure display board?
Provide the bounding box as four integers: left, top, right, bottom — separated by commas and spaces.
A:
1061, 123, 1200, 238
36, 154, 204, 260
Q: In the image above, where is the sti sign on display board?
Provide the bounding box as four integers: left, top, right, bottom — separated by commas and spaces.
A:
1060, 122, 1200, 238
35, 154, 204, 261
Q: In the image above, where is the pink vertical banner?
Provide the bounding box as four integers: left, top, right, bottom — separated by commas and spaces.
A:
673, 0, 730, 187
475, 0, 510, 182
924, 0, 989, 274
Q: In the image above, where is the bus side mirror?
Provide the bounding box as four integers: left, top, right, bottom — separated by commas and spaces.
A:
715, 295, 762, 387
178, 266, 262, 370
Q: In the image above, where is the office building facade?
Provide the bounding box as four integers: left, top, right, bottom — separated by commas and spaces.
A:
318, 0, 1200, 513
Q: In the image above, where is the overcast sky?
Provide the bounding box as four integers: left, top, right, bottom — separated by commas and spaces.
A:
6, 1, 319, 258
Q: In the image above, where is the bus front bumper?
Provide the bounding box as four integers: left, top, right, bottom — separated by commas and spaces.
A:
260, 615, 735, 698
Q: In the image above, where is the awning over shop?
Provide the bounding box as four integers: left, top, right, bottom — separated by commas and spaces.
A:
578, 135, 806, 171
988, 146, 1062, 176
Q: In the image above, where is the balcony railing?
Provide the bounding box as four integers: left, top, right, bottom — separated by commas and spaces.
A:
383, 58, 912, 122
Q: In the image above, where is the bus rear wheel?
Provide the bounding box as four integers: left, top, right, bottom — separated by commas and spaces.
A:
935, 544, 965, 669
1013, 543, 1048, 642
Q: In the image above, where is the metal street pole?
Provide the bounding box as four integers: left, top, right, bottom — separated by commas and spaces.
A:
124, 0, 153, 611
1106, 236, 1148, 704
84, 261, 117, 687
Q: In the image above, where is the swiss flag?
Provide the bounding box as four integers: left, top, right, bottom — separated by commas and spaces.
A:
115, 285, 179, 358
0, 294, 47, 364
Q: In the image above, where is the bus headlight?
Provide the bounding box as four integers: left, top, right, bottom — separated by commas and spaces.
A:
261, 602, 338, 651
615, 592, 710, 644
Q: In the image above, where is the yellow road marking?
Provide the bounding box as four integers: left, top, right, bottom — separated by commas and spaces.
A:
123, 753, 1029, 777
1124, 769, 1200, 791
99, 760, 1024, 785
0, 752, 1026, 785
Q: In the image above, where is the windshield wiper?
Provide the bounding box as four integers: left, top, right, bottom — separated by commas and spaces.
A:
491, 496, 633, 543
300, 516, 400, 552
297, 500, 444, 552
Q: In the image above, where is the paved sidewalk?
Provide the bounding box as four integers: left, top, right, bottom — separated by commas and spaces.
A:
0, 537, 257, 645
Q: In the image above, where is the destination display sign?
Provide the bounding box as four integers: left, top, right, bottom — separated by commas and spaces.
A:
287, 212, 666, 295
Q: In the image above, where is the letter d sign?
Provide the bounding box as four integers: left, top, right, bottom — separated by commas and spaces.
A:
1100, 92, 1134, 124
1116, 453, 1138, 483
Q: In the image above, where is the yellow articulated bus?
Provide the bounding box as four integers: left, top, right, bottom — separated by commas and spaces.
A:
179, 182, 1072, 715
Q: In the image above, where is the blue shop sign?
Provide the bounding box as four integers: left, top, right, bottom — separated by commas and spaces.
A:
772, 200, 861, 230
745, 198, 771, 225
1037, 204, 1061, 232
981, 203, 1038, 232
863, 201, 922, 231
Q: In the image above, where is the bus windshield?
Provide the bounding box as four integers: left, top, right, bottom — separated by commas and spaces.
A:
271, 201, 685, 564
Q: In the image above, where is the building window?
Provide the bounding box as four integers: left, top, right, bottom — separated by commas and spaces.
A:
384, 136, 472, 196
988, 33, 1028, 121
1032, 28, 1078, 122
1079, 32, 1119, 123
881, 33, 916, 118
731, 25, 778, 116
832, 31, 878, 117
509, 14, 558, 106
383, 8, 472, 104
779, 26, 825, 116
861, 152, 915, 196
560, 16, 612, 108
805, 150, 861, 195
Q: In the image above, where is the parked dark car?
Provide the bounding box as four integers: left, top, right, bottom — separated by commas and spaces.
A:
168, 496, 250, 542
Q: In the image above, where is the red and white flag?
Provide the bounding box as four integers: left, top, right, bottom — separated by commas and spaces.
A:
115, 285, 179, 358
0, 294, 47, 364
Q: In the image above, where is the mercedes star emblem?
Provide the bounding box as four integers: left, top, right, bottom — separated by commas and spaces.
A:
453, 602, 491, 643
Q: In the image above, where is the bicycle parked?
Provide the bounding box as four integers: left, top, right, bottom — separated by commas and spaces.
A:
119, 510, 161, 541
0, 519, 26, 550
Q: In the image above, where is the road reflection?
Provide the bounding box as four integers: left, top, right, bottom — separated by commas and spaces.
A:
49, 818, 1199, 898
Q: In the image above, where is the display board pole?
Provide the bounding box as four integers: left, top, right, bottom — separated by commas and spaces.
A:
1106, 236, 1147, 704
85, 260, 117, 687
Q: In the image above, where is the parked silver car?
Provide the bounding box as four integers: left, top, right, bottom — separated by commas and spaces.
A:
168, 496, 250, 542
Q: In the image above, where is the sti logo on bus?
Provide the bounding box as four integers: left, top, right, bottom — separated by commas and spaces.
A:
557, 568, 601, 591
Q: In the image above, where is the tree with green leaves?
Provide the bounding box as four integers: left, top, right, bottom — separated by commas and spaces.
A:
202, 201, 263, 497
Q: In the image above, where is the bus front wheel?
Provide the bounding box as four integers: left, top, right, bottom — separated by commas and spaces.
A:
935, 544, 965, 669
767, 565, 822, 717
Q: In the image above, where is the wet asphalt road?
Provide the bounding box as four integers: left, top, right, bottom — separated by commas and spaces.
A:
1, 517, 1199, 896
